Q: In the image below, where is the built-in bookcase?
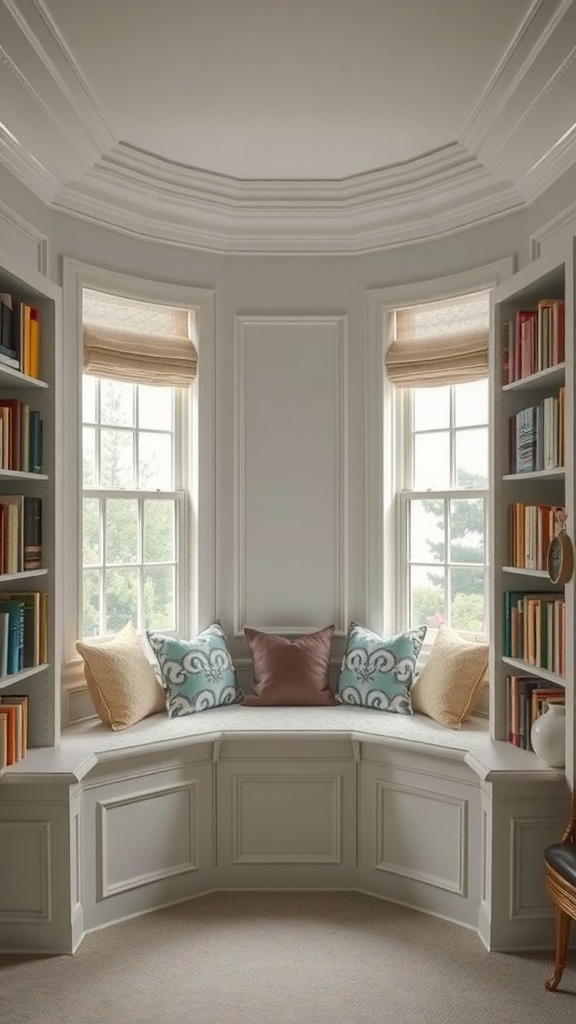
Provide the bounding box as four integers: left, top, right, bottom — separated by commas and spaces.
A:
490, 246, 575, 787
0, 247, 61, 767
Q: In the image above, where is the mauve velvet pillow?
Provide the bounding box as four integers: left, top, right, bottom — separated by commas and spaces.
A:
242, 625, 336, 706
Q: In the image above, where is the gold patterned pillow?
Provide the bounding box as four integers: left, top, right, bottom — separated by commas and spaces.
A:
410, 626, 488, 729
76, 622, 165, 730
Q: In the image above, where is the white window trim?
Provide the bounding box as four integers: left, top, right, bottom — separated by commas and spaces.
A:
365, 257, 514, 638
61, 259, 216, 724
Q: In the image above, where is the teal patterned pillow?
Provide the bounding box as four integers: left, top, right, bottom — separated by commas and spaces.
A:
336, 622, 427, 714
147, 622, 241, 717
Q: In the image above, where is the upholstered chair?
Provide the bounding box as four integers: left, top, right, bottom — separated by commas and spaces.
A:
544, 789, 576, 991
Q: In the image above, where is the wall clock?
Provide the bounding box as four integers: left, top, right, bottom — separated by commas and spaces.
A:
547, 527, 574, 585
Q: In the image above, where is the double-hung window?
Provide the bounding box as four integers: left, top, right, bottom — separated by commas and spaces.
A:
388, 289, 490, 642
81, 289, 196, 639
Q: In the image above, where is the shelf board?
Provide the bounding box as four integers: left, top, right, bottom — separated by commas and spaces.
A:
0, 568, 48, 582
0, 663, 48, 690
502, 363, 565, 391
501, 657, 566, 686
503, 468, 564, 481
0, 366, 48, 389
501, 566, 550, 578
0, 469, 47, 481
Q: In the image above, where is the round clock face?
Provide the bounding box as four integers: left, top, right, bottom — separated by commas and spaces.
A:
547, 533, 574, 584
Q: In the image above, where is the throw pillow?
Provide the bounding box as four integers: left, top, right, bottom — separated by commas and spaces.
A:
410, 625, 489, 729
336, 621, 426, 713
242, 624, 336, 706
76, 621, 166, 731
147, 621, 241, 717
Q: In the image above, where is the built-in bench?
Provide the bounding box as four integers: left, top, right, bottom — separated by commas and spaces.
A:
0, 706, 569, 956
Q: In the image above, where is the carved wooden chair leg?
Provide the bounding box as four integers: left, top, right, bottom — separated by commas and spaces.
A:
545, 901, 572, 990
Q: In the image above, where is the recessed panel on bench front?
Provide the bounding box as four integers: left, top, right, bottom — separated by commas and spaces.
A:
97, 782, 198, 899
374, 780, 467, 895
233, 775, 342, 863
217, 758, 357, 883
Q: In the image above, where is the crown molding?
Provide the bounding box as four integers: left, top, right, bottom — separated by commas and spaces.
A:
52, 143, 524, 254
461, 0, 573, 153
2, 0, 114, 155
0, 0, 574, 253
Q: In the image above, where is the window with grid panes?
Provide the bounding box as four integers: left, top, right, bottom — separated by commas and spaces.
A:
81, 376, 187, 638
398, 378, 489, 640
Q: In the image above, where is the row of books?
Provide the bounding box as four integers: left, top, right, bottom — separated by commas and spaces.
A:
0, 293, 41, 377
0, 592, 47, 679
0, 495, 42, 575
503, 591, 565, 676
0, 399, 43, 473
508, 388, 565, 473
0, 693, 28, 767
503, 299, 565, 383
507, 503, 565, 570
506, 675, 564, 750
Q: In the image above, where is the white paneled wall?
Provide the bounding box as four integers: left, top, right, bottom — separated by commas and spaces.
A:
234, 315, 347, 636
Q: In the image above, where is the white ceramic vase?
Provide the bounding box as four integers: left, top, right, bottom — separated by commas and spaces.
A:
530, 702, 566, 768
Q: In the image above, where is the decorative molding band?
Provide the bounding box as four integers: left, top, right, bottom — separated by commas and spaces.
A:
233, 315, 347, 636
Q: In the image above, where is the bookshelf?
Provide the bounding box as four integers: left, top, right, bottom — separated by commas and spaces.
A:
0, 247, 61, 770
490, 247, 575, 787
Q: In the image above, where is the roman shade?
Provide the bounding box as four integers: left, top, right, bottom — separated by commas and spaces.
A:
386, 289, 490, 387
83, 289, 198, 387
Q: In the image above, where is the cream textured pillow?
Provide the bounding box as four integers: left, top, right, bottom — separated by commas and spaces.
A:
410, 626, 489, 729
76, 622, 166, 730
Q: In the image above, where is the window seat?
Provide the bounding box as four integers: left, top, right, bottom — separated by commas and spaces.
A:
5, 704, 558, 782
0, 703, 568, 956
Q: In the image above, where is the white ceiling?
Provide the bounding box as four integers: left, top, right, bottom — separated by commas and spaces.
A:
1, 0, 576, 252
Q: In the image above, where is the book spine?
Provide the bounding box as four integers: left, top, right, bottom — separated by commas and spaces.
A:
23, 496, 42, 570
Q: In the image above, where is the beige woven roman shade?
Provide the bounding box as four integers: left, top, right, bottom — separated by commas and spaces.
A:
83, 289, 198, 387
386, 289, 490, 387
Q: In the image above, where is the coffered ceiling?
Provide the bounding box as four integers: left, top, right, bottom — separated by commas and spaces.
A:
1, 0, 575, 252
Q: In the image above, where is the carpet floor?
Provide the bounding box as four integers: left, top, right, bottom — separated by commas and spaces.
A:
1, 891, 575, 1024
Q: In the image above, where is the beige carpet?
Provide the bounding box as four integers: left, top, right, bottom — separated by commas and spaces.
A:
1, 891, 575, 1024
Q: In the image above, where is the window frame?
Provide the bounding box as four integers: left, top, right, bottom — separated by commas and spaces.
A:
61, 259, 216, 726
81, 374, 192, 638
366, 258, 514, 639
395, 383, 490, 642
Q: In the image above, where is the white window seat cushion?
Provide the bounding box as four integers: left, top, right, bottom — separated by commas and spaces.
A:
8, 706, 554, 779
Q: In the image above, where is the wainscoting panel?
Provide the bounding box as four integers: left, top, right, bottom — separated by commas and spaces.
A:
359, 758, 481, 928
510, 816, 566, 920
0, 820, 51, 921
374, 780, 467, 895
81, 759, 215, 933
217, 757, 357, 887
0, 203, 48, 273
97, 781, 198, 899
234, 315, 347, 635
232, 774, 341, 863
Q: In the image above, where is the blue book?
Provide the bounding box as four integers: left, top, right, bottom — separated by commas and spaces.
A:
0, 599, 24, 674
